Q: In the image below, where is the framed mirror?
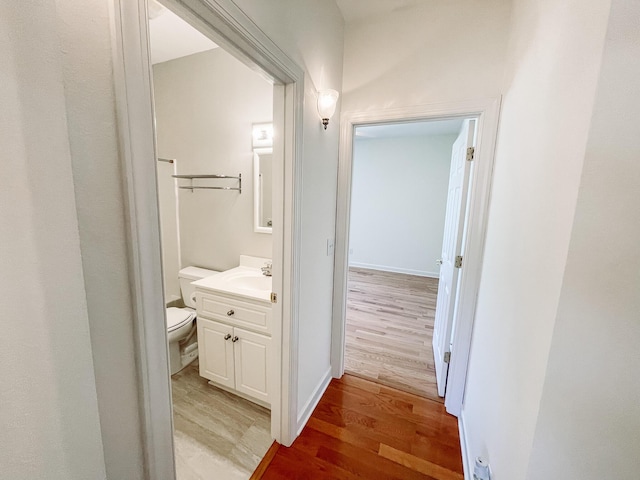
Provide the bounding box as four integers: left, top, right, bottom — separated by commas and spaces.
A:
253, 147, 273, 234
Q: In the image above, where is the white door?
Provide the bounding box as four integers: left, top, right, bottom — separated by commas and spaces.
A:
234, 327, 272, 405
433, 119, 475, 397
198, 318, 235, 389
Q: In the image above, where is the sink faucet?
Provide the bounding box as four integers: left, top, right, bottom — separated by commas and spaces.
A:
261, 262, 272, 277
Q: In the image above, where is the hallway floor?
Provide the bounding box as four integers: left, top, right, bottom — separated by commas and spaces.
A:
345, 267, 441, 401
257, 374, 463, 479
171, 363, 272, 480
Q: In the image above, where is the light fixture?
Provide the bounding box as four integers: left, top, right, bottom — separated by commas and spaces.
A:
252, 123, 273, 148
317, 89, 339, 130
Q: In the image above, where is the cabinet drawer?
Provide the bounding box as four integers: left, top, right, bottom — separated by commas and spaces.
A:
197, 292, 272, 334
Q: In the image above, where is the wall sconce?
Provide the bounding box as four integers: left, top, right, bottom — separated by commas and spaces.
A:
252, 123, 273, 148
317, 89, 339, 130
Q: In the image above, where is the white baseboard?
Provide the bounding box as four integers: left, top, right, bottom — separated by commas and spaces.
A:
459, 410, 472, 480
296, 366, 332, 435
348, 261, 439, 278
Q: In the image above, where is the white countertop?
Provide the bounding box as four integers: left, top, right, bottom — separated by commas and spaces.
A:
192, 260, 272, 303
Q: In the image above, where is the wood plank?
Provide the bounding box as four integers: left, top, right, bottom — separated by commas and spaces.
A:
259, 375, 463, 479
345, 267, 442, 401
378, 444, 463, 480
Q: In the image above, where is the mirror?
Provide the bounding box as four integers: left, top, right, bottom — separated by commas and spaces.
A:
253, 148, 273, 234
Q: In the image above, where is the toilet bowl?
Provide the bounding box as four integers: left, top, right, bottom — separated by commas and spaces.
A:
167, 266, 219, 375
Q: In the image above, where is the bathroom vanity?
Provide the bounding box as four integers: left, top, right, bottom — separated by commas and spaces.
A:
192, 256, 273, 408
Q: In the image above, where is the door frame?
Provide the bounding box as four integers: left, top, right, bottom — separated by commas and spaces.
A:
109, 0, 304, 477
331, 98, 501, 417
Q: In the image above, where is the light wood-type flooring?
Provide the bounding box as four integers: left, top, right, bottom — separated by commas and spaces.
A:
171, 362, 272, 480
255, 374, 463, 479
345, 267, 441, 401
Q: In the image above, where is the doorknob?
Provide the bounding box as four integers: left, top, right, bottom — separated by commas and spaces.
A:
224, 334, 231, 340
436, 259, 443, 265
231, 336, 239, 343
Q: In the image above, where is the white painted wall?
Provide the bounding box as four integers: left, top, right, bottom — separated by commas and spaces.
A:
152, 48, 273, 273
460, 0, 612, 478
349, 134, 455, 277
526, 1, 640, 477
0, 1, 108, 478
341, 0, 512, 113
230, 0, 345, 421
56, 1, 145, 477
156, 160, 181, 302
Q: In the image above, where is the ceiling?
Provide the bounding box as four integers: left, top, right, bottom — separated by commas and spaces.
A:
355, 119, 464, 139
147, 1, 420, 63
148, 0, 217, 65
335, 0, 424, 23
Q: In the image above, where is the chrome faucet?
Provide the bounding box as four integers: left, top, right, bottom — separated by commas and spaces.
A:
261, 262, 273, 277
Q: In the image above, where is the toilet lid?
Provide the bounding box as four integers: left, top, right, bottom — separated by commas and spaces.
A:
166, 307, 196, 332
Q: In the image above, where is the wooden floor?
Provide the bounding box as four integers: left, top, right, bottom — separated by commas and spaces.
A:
256, 374, 463, 479
172, 362, 272, 480
345, 267, 441, 401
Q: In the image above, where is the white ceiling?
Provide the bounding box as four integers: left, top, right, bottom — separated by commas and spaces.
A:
355, 119, 464, 139
148, 0, 217, 65
335, 0, 424, 23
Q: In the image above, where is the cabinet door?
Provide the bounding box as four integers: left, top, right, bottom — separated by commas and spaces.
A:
233, 327, 271, 405
197, 318, 234, 389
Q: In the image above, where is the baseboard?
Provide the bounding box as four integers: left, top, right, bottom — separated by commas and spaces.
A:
296, 366, 332, 436
348, 261, 439, 278
458, 410, 472, 480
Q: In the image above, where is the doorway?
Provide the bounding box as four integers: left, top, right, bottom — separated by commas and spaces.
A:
111, 0, 306, 476
148, 2, 276, 477
332, 100, 500, 416
343, 118, 472, 402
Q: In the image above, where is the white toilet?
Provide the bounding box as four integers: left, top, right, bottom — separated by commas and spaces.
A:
167, 266, 219, 375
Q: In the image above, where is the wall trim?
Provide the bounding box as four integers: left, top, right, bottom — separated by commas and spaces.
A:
296, 366, 332, 435
458, 410, 472, 480
331, 98, 501, 419
348, 262, 439, 278
110, 0, 305, 476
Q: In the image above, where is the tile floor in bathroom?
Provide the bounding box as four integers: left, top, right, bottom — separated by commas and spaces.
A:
171, 362, 272, 480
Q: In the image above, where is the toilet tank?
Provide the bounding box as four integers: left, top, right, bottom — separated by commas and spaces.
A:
178, 266, 219, 308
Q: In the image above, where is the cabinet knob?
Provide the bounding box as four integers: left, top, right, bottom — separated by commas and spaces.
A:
224, 334, 231, 340
227, 309, 235, 316
231, 336, 239, 343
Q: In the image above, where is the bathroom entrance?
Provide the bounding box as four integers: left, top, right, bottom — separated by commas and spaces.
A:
149, 3, 274, 478
137, 0, 301, 478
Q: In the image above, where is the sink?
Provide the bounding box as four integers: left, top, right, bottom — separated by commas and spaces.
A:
225, 272, 271, 292
192, 264, 272, 302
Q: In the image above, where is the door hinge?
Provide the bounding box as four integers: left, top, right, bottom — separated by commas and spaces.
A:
455, 255, 463, 268
444, 351, 451, 363
466, 146, 475, 161
270, 292, 278, 304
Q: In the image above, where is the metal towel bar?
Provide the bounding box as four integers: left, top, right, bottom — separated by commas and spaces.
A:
172, 173, 242, 194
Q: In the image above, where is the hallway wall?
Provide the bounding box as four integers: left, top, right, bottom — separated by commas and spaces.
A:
341, 0, 512, 113
0, 1, 109, 478
461, 0, 613, 477
232, 0, 345, 425
525, 1, 640, 477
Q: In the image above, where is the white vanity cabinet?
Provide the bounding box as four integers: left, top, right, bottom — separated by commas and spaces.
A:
196, 290, 272, 407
